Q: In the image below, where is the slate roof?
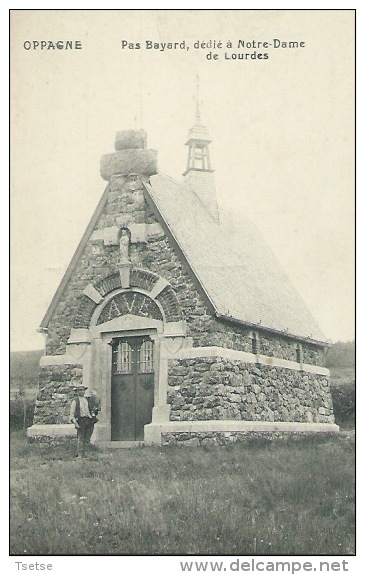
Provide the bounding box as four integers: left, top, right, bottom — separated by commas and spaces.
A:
144, 173, 327, 344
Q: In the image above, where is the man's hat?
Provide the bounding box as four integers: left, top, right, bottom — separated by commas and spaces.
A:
73, 385, 88, 391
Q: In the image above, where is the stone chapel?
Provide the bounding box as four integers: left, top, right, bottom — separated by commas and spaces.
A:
28, 117, 338, 445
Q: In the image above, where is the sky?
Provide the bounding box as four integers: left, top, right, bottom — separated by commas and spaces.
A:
10, 9, 355, 351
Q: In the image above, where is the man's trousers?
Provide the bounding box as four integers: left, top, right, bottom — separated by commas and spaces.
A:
76, 417, 94, 456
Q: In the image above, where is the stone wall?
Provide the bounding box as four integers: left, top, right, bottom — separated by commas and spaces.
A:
28, 435, 77, 447
45, 172, 325, 364
33, 365, 83, 424
161, 430, 338, 447
179, 318, 324, 366
167, 357, 334, 424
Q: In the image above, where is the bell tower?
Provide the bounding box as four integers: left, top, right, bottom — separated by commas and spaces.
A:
183, 77, 219, 222
183, 114, 212, 174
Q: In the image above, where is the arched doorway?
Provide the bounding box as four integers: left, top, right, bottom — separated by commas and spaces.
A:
70, 271, 187, 442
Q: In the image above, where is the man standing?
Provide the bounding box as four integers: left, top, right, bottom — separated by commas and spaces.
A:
70, 385, 98, 457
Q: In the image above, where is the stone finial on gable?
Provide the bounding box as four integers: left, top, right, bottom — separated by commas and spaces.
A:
100, 129, 158, 180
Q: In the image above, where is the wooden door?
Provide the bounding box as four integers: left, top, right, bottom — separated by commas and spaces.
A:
111, 336, 154, 441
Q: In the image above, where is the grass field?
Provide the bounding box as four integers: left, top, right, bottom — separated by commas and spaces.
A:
10, 431, 355, 556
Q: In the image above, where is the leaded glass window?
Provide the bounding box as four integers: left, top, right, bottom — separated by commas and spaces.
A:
139, 340, 154, 373
114, 341, 132, 373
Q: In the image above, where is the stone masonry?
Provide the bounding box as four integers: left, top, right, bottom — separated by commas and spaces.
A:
34, 365, 83, 424
167, 357, 334, 424
160, 430, 338, 447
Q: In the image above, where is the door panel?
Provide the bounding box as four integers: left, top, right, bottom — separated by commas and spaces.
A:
111, 337, 154, 441
111, 373, 135, 440
136, 373, 154, 440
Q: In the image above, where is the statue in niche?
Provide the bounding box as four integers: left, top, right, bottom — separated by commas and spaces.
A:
119, 229, 131, 264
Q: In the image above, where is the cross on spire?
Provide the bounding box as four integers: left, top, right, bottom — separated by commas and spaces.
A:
194, 74, 201, 124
